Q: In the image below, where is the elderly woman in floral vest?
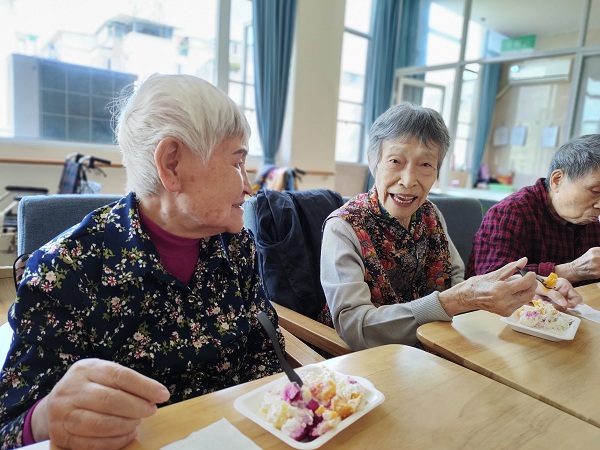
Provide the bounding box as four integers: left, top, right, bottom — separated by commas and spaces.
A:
320, 102, 581, 350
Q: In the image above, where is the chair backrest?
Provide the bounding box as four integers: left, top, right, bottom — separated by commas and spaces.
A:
0, 264, 15, 368
4, 194, 120, 366
429, 196, 483, 265
0, 321, 12, 370
244, 191, 483, 316
17, 194, 121, 255
243, 189, 346, 320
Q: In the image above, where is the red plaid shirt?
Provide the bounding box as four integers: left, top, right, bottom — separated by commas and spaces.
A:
466, 178, 600, 280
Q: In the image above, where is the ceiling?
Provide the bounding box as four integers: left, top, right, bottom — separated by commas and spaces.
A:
435, 0, 593, 38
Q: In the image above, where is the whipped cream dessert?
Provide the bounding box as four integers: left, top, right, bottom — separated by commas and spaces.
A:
260, 366, 366, 442
515, 299, 571, 334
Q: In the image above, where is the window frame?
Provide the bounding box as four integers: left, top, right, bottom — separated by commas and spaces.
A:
335, 15, 373, 164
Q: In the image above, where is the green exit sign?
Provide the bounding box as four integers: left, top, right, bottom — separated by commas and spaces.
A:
501, 35, 536, 52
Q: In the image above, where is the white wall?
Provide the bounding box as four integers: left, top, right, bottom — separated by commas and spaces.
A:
279, 0, 345, 192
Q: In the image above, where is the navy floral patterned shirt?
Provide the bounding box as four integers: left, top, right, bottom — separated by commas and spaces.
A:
0, 193, 282, 449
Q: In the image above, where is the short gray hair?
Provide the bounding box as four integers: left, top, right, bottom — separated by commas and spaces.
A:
545, 134, 600, 188
367, 102, 450, 179
114, 74, 250, 197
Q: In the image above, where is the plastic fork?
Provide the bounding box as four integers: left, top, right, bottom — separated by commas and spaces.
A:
518, 268, 554, 290
257, 311, 303, 387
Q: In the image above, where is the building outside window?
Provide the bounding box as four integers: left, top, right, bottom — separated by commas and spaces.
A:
0, 0, 257, 149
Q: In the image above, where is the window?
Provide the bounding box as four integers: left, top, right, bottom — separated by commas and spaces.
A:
351, 0, 600, 193
572, 55, 600, 136
335, 0, 372, 163
0, 0, 255, 149
427, 2, 463, 65
453, 65, 480, 172
228, 0, 261, 156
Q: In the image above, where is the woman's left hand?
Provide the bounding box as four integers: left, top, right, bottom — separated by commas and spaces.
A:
534, 277, 582, 311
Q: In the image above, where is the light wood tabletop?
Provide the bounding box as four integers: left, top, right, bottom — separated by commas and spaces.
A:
38, 343, 600, 449
417, 282, 600, 427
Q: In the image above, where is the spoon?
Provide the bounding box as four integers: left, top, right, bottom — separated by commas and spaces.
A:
257, 311, 303, 386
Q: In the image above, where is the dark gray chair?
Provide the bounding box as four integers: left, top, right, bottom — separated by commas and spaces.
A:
5, 193, 325, 369
244, 193, 483, 269
242, 192, 483, 358
428, 196, 484, 266
17, 194, 121, 255
3, 194, 121, 370
243, 190, 352, 357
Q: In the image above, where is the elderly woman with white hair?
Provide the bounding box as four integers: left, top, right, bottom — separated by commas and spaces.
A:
0, 74, 281, 449
320, 103, 582, 351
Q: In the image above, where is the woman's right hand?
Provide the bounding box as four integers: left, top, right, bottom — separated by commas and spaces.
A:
439, 257, 538, 317
32, 358, 170, 450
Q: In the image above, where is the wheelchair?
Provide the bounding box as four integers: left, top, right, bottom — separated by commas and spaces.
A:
0, 153, 111, 260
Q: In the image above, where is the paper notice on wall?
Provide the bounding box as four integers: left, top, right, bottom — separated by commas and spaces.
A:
510, 126, 527, 146
492, 126, 509, 146
542, 126, 559, 148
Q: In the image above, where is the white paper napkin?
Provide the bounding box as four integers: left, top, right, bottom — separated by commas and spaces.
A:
569, 303, 600, 324
161, 418, 262, 450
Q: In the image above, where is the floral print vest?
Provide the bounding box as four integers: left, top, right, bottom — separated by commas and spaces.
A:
330, 188, 452, 307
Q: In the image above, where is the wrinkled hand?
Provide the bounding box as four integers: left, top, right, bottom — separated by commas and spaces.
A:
32, 358, 170, 450
535, 277, 582, 311
439, 257, 537, 317
558, 247, 600, 282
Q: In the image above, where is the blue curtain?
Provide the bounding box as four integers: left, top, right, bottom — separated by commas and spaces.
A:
363, 0, 429, 191
364, 0, 402, 135
471, 63, 501, 186
252, 0, 297, 165
397, 0, 429, 69
396, 0, 429, 107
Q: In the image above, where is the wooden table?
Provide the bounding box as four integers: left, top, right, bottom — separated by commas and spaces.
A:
39, 344, 600, 449
572, 282, 600, 308
417, 282, 600, 427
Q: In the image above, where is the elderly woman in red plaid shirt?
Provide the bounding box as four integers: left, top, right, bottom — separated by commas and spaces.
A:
467, 134, 600, 286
